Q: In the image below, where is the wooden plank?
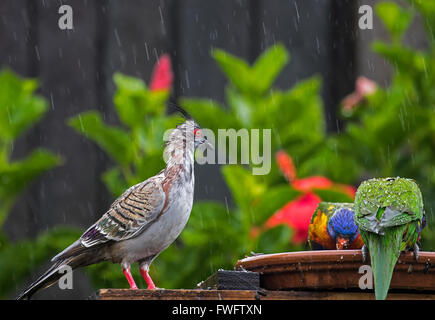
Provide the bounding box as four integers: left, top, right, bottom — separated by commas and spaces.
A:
197, 270, 260, 291
97, 288, 435, 300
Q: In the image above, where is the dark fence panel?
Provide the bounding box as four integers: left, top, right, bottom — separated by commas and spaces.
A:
0, 0, 38, 239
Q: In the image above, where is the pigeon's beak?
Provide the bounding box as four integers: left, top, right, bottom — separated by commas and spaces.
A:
336, 237, 349, 250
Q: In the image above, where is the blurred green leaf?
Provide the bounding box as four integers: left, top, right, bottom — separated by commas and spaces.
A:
0, 70, 47, 142
0, 227, 81, 299
213, 44, 288, 98
257, 225, 293, 254
180, 98, 236, 134
252, 44, 289, 95
212, 49, 252, 95
68, 111, 133, 166
376, 2, 413, 41
113, 73, 168, 127
314, 189, 354, 203
409, 0, 435, 40
253, 186, 300, 226
102, 167, 128, 197
226, 88, 254, 127
0, 150, 61, 224
221, 165, 266, 213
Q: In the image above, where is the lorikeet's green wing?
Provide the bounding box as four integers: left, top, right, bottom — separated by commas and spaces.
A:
354, 177, 423, 235
308, 202, 353, 250
354, 177, 424, 300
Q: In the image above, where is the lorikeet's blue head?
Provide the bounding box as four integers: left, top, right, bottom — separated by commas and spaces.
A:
327, 208, 360, 249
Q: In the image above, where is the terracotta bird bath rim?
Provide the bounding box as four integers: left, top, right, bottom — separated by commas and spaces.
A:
235, 250, 435, 292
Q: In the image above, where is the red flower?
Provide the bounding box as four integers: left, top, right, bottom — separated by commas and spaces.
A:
266, 192, 322, 243
276, 150, 297, 182
334, 184, 357, 199
264, 150, 357, 244
292, 176, 357, 198
291, 176, 333, 192
150, 54, 173, 91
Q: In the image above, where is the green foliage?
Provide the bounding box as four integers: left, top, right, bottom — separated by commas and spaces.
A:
0, 70, 62, 223
69, 73, 180, 197
320, 1, 435, 249
0, 71, 46, 141
0, 70, 66, 298
376, 2, 413, 42
0, 227, 81, 298
213, 44, 289, 97
183, 43, 351, 213
184, 48, 323, 138
182, 44, 326, 182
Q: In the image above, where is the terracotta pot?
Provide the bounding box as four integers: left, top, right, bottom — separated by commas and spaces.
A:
235, 250, 435, 291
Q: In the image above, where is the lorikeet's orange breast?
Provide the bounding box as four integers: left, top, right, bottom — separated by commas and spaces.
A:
308, 210, 335, 249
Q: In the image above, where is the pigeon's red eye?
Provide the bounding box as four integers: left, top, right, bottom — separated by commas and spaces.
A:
194, 128, 201, 137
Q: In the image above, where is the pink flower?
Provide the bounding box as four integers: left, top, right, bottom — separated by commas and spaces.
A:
342, 92, 363, 112
150, 54, 173, 91
356, 76, 377, 96
342, 76, 377, 112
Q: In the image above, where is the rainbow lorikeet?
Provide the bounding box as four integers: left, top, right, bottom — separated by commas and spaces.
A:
308, 202, 364, 250
354, 177, 425, 300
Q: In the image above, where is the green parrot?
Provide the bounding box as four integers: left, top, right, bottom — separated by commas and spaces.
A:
354, 177, 425, 300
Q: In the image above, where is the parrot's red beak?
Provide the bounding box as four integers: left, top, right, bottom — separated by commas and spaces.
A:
336, 237, 349, 250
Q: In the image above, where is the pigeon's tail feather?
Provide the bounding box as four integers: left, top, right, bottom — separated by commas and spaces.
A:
51, 239, 85, 262
16, 250, 100, 300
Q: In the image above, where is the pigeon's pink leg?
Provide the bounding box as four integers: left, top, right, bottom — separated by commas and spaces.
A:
140, 268, 156, 289
122, 266, 138, 289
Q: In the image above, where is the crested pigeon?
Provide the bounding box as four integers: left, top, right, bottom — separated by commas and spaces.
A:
17, 119, 212, 299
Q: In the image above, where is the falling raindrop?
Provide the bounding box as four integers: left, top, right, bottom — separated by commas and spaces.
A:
114, 28, 121, 47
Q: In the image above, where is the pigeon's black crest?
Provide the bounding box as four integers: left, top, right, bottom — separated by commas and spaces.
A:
168, 101, 193, 121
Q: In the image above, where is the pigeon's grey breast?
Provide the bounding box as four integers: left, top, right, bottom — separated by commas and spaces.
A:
110, 165, 195, 264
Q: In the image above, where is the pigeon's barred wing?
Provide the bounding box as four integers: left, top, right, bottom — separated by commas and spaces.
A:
81, 176, 166, 247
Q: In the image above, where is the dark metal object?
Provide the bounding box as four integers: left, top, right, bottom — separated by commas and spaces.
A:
197, 270, 260, 291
